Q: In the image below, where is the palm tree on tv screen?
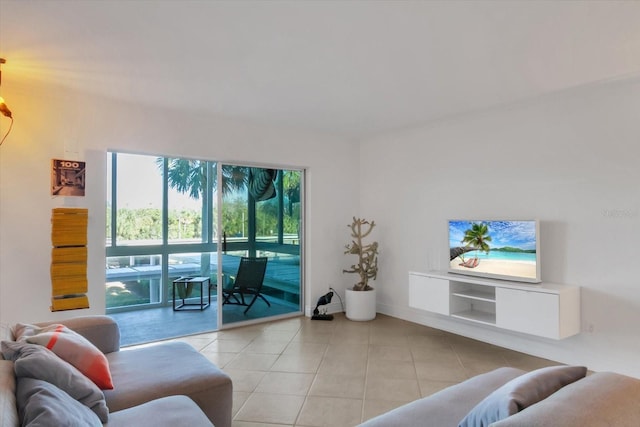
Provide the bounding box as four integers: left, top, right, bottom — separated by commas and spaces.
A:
461, 222, 492, 262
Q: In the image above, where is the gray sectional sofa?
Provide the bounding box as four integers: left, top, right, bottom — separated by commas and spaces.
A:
0, 315, 232, 427
359, 366, 640, 427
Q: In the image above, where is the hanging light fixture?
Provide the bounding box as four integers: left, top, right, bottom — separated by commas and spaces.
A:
0, 58, 14, 146
0, 58, 12, 118
0, 97, 11, 119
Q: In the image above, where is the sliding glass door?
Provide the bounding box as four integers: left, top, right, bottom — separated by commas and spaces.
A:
219, 166, 302, 327
106, 152, 303, 336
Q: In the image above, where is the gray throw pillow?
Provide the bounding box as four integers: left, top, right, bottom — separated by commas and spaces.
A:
13, 323, 114, 390
1, 340, 109, 422
458, 365, 587, 427
16, 377, 102, 427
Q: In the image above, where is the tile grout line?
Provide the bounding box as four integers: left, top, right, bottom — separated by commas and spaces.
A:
195, 315, 560, 426
359, 323, 372, 425
295, 330, 333, 427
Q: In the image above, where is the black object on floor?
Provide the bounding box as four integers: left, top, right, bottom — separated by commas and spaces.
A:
311, 291, 334, 321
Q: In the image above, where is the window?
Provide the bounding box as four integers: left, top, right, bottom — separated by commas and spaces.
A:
106, 152, 303, 326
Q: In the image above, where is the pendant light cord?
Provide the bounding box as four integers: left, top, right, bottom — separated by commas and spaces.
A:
0, 117, 13, 146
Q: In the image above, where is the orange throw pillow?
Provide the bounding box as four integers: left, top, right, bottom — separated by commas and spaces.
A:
14, 323, 114, 390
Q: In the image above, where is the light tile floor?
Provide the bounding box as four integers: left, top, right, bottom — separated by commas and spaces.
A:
157, 313, 560, 427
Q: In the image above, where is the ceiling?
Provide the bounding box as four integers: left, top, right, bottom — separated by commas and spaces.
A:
1, 0, 639, 139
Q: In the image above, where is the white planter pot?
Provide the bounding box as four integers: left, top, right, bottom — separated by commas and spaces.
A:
345, 288, 377, 321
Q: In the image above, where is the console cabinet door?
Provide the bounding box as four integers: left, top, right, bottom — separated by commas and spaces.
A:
409, 274, 450, 315
496, 288, 559, 339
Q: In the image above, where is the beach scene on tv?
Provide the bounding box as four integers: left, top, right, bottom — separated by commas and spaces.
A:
449, 220, 538, 281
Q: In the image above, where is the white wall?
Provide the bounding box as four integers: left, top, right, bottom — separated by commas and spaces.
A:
360, 77, 640, 377
0, 80, 359, 325
2, 61, 639, 379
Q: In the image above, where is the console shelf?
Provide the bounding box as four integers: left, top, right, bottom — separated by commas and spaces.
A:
408, 270, 581, 340
451, 309, 496, 326
451, 289, 495, 303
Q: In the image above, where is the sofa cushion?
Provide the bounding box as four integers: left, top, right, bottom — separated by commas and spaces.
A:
37, 316, 121, 354
1, 340, 109, 422
16, 377, 102, 427
0, 360, 19, 427
106, 395, 214, 427
458, 365, 587, 427
104, 341, 233, 427
490, 372, 640, 427
359, 367, 527, 427
14, 323, 114, 389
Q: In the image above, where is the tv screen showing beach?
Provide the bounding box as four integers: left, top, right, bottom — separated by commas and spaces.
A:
449, 220, 540, 283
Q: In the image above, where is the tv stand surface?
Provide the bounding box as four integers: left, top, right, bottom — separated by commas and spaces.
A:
409, 270, 580, 340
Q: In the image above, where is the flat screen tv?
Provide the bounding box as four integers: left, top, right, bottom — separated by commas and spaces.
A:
448, 220, 541, 283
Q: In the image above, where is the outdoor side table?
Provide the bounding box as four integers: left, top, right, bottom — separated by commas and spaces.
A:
173, 276, 211, 311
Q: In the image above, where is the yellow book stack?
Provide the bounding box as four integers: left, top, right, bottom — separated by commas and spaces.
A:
51, 208, 89, 247
50, 208, 89, 311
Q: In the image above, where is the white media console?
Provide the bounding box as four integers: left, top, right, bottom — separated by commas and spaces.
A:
409, 271, 581, 339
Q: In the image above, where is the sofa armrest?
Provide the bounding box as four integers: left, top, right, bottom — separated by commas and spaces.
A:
359, 367, 526, 427
36, 316, 120, 354
491, 372, 640, 427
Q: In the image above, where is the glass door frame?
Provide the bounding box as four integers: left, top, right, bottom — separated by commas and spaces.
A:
106, 151, 304, 328
106, 152, 219, 313
216, 162, 305, 329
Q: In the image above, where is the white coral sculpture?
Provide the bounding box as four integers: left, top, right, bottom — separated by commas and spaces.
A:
343, 217, 378, 291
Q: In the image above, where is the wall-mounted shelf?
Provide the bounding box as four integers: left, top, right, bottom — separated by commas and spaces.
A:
451, 288, 495, 303
408, 270, 581, 340
50, 208, 89, 312
451, 309, 495, 325
450, 283, 496, 325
